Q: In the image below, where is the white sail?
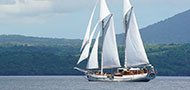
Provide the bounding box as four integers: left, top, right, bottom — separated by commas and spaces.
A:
102, 16, 121, 69
77, 22, 100, 64
77, 43, 90, 64
81, 3, 97, 51
123, 0, 132, 17
125, 9, 149, 67
86, 31, 101, 69
100, 0, 111, 21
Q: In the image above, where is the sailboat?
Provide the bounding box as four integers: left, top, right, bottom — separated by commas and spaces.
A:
74, 0, 156, 82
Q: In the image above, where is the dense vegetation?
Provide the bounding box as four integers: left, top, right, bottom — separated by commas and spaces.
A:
145, 44, 190, 76
0, 43, 189, 76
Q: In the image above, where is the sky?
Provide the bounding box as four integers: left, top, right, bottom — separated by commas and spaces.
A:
0, 0, 190, 39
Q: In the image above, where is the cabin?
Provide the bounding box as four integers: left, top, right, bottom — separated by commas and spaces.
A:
114, 68, 149, 76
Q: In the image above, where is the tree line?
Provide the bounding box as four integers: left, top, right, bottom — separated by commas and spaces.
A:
0, 43, 189, 76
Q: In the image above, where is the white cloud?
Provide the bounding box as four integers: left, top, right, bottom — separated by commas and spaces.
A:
0, 0, 95, 24
0, 0, 51, 24
0, 0, 51, 15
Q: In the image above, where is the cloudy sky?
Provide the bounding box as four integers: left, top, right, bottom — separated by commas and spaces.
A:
0, 0, 190, 39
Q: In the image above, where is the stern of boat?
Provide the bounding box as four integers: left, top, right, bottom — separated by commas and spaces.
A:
146, 65, 156, 80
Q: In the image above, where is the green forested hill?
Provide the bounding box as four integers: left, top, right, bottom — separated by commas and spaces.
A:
146, 44, 190, 76
0, 43, 189, 76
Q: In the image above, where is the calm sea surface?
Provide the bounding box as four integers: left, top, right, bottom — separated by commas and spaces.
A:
0, 76, 189, 90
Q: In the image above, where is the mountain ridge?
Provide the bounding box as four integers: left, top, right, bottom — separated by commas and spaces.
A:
140, 9, 190, 44
0, 34, 82, 45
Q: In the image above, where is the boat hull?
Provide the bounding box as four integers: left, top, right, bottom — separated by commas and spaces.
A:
86, 73, 155, 82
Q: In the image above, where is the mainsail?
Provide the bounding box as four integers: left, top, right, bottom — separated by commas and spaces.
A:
124, 8, 150, 67
102, 16, 121, 69
100, 0, 121, 70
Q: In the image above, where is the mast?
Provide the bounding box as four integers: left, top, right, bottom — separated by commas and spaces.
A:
124, 14, 128, 68
101, 20, 105, 75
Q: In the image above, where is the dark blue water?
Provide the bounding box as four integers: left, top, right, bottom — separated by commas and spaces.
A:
0, 76, 189, 90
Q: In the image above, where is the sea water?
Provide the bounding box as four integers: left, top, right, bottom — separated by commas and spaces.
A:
0, 76, 189, 90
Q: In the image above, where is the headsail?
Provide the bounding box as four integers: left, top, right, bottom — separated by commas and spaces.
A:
125, 8, 149, 67
86, 31, 101, 69
81, 2, 97, 51
102, 16, 121, 69
77, 22, 100, 64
